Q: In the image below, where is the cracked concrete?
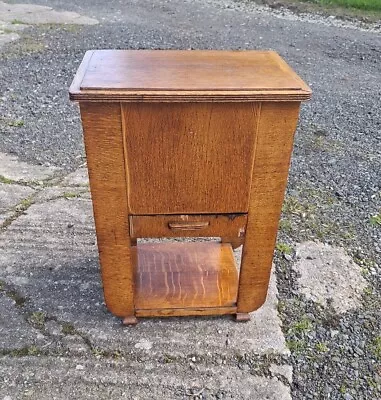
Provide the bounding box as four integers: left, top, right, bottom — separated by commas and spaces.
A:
0, 356, 292, 399
0, 152, 370, 399
0, 156, 293, 399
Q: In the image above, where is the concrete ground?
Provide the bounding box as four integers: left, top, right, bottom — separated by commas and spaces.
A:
0, 1, 380, 399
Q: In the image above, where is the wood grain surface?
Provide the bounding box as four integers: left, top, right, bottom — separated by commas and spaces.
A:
73, 51, 311, 321
237, 102, 301, 313
136, 306, 237, 318
122, 102, 260, 214
69, 50, 311, 102
80, 102, 134, 318
134, 242, 238, 310
130, 214, 247, 238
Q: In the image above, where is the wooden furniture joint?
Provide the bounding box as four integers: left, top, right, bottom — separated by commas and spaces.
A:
70, 50, 311, 324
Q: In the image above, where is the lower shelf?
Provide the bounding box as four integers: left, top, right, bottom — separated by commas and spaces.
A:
133, 242, 239, 313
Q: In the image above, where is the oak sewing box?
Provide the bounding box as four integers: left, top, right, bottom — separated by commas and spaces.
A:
70, 50, 311, 324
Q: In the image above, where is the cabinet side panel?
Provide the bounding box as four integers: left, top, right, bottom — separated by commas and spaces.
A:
80, 102, 134, 317
237, 102, 301, 313
122, 103, 260, 214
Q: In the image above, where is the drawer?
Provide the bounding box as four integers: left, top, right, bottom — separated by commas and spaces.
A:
129, 214, 247, 238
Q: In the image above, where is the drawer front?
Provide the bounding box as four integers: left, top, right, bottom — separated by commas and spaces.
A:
130, 214, 247, 238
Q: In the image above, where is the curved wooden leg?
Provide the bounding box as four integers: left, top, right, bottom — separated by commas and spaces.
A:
235, 313, 250, 322
122, 316, 138, 325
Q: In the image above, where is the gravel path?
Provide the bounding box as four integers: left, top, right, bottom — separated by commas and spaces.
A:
0, 0, 380, 399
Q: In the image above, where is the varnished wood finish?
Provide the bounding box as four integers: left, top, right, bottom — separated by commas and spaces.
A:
130, 214, 247, 238
136, 306, 237, 318
220, 237, 244, 250
70, 50, 311, 102
134, 242, 238, 310
122, 103, 259, 214
71, 50, 311, 322
80, 103, 134, 318
237, 102, 301, 313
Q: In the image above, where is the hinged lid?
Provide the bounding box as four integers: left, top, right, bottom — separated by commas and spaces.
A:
69, 50, 311, 102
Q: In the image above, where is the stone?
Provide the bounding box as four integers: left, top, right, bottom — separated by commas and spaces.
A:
293, 241, 367, 313
269, 364, 293, 384
134, 339, 153, 350
0, 152, 59, 183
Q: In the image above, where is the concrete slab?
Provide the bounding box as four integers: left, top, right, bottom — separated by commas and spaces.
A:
33, 186, 89, 203
0, 152, 60, 183
0, 292, 47, 350
61, 167, 89, 187
293, 241, 367, 313
0, 211, 12, 226
0, 196, 289, 359
0, 356, 291, 400
0, 182, 35, 213
0, 2, 98, 25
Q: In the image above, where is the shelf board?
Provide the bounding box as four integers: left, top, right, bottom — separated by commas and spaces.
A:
133, 242, 238, 312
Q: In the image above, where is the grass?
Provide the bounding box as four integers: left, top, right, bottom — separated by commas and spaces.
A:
11, 19, 28, 25
370, 336, 381, 360
369, 212, 381, 226
29, 311, 46, 328
0, 175, 16, 184
315, 342, 329, 353
248, 0, 381, 22
286, 339, 308, 353
63, 192, 80, 199
276, 242, 293, 255
289, 317, 313, 334
7, 119, 24, 127
305, 0, 381, 11
61, 322, 76, 335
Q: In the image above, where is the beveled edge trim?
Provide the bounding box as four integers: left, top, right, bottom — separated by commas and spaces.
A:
70, 90, 311, 102
69, 50, 94, 99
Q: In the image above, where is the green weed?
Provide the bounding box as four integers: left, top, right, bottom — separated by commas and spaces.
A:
289, 317, 312, 334
8, 119, 24, 127
370, 213, 381, 226
315, 342, 329, 353
29, 311, 46, 328
276, 243, 293, 255
0, 175, 15, 184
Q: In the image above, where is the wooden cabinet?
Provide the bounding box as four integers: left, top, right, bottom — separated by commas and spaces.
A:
70, 50, 311, 324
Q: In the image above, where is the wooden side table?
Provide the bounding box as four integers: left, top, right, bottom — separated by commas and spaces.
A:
70, 50, 311, 324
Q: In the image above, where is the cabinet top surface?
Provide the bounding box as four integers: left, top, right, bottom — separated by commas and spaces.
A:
70, 50, 311, 102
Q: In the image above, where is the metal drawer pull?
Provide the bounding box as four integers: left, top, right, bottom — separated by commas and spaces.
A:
168, 221, 210, 231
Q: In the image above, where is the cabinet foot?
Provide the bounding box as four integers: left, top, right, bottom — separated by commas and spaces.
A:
122, 316, 138, 325
235, 313, 250, 322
